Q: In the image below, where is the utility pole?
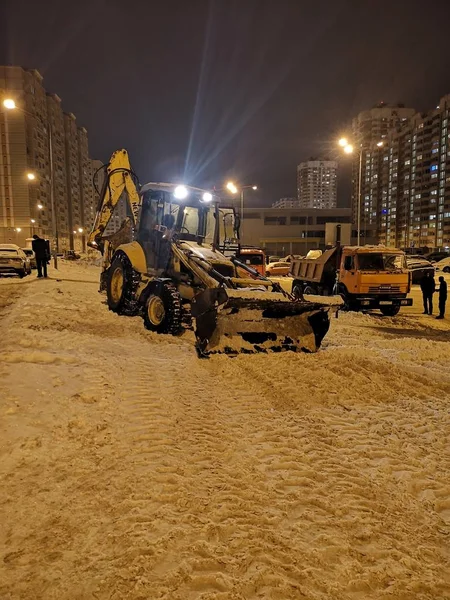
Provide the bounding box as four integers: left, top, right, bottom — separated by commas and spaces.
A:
47, 123, 58, 269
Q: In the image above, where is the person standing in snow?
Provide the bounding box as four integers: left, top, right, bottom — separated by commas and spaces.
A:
31, 234, 50, 278
436, 276, 447, 319
420, 271, 435, 315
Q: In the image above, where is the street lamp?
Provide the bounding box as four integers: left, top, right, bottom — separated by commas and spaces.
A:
3, 98, 58, 268
3, 99, 16, 110
78, 227, 83, 233
338, 137, 383, 245
226, 181, 238, 195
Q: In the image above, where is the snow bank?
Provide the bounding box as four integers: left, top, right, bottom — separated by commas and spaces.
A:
0, 262, 449, 599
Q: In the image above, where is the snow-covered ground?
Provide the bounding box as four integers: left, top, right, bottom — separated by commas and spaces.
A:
0, 263, 449, 599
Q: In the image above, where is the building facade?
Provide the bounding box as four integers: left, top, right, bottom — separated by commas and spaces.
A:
378, 96, 450, 250
0, 66, 95, 249
351, 102, 416, 236
296, 160, 337, 209
271, 197, 300, 209
240, 207, 374, 256
350, 98, 450, 250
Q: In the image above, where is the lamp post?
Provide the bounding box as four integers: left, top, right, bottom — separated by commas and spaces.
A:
338, 137, 383, 246
3, 98, 58, 268
225, 182, 257, 241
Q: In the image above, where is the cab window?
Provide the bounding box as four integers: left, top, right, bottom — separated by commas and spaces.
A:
343, 255, 354, 271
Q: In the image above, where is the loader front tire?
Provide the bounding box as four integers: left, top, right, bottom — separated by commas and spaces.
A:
143, 282, 182, 335
107, 254, 137, 315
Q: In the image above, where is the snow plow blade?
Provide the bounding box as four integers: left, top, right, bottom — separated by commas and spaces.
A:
191, 288, 340, 356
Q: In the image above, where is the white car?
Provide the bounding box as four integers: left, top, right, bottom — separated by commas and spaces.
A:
0, 244, 32, 278
434, 256, 450, 273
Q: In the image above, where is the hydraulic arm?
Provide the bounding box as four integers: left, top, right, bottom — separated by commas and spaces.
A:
88, 149, 142, 252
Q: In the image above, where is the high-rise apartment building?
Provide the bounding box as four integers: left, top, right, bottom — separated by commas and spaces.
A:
0, 66, 95, 249
297, 160, 337, 209
46, 93, 70, 249
378, 96, 450, 250
271, 197, 300, 209
350, 102, 416, 236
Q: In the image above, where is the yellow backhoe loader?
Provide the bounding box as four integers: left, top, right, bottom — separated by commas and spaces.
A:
88, 149, 340, 356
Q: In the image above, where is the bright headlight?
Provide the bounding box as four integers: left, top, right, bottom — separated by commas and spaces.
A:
174, 185, 188, 200
202, 192, 213, 202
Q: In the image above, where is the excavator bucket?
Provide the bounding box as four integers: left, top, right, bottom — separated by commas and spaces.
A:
191, 288, 340, 356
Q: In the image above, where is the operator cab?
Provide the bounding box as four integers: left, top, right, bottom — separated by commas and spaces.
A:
137, 183, 219, 270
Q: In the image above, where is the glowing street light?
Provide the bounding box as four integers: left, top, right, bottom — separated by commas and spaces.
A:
26, 172, 36, 181
338, 137, 348, 147
78, 227, 83, 233
226, 181, 238, 195
344, 144, 354, 154
252, 185, 258, 190
30, 219, 36, 223
3, 99, 16, 110
37, 204, 43, 210
15, 228, 22, 232
377, 141, 384, 147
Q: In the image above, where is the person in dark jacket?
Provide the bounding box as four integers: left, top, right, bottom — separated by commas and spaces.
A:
419, 271, 435, 315
31, 234, 50, 278
436, 276, 447, 319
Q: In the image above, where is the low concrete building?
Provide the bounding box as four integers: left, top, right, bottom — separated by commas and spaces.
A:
240, 207, 376, 256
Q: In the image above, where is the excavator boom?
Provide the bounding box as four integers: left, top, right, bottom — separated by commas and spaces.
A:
88, 149, 141, 251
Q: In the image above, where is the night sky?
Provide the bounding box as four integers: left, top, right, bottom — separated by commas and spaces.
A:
1, 0, 450, 207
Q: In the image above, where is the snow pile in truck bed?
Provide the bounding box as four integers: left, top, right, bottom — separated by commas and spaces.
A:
0, 263, 449, 599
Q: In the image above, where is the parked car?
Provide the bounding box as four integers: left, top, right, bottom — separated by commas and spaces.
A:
0, 244, 32, 278
424, 251, 450, 263
267, 255, 281, 264
434, 256, 450, 273
406, 256, 435, 283
22, 248, 37, 269
265, 261, 291, 277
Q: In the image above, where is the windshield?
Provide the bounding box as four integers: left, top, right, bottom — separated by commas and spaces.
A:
238, 253, 264, 266
358, 253, 406, 271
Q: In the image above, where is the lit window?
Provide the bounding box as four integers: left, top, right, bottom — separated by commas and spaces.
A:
431, 164, 439, 171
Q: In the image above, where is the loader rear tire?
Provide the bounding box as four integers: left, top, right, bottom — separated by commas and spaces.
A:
107, 254, 138, 315
143, 282, 182, 335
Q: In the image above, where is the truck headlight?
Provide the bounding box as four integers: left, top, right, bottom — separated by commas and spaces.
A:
202, 192, 213, 202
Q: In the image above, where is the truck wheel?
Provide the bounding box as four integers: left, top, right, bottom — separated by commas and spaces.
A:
106, 254, 138, 315
380, 305, 400, 317
143, 282, 182, 335
292, 283, 303, 299
18, 270, 26, 279
303, 284, 317, 295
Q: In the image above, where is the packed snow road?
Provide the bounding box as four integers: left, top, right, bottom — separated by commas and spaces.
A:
0, 263, 449, 600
